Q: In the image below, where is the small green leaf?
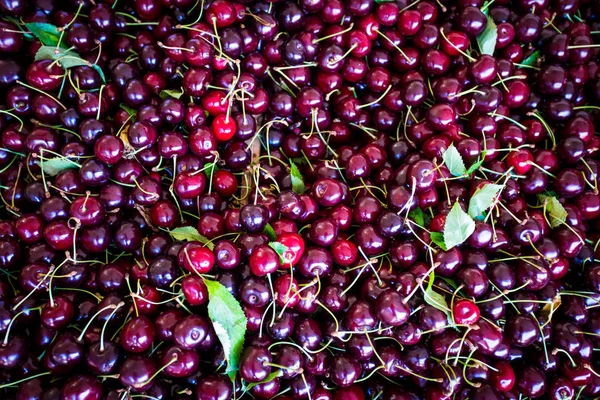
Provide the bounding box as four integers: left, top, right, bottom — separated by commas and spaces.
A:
409, 207, 425, 227
477, 16, 498, 56
429, 232, 448, 251
466, 152, 486, 176
521, 50, 541, 67
289, 159, 305, 195
168, 226, 214, 250
119, 104, 137, 116
35, 46, 89, 69
4, 17, 33, 40
205, 161, 220, 177
91, 64, 106, 83
480, 0, 493, 16
41, 157, 80, 176
160, 89, 184, 100
268, 242, 289, 263
25, 22, 63, 47
439, 277, 458, 290
443, 202, 476, 250
204, 279, 247, 380
468, 183, 504, 219
442, 144, 467, 177
263, 223, 277, 241
245, 371, 281, 391
537, 194, 568, 228
424, 272, 450, 315
290, 157, 307, 165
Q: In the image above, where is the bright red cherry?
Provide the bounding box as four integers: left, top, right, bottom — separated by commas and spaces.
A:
177, 242, 215, 274
276, 233, 305, 266
181, 275, 209, 306
249, 244, 280, 276
452, 299, 480, 325
506, 149, 534, 175
211, 114, 236, 142
491, 361, 516, 392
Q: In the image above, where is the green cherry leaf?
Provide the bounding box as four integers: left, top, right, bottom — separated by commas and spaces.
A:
40, 157, 81, 176
477, 16, 498, 56
468, 183, 504, 220
268, 241, 290, 263
25, 22, 63, 47
521, 50, 541, 67
429, 232, 448, 251
35, 46, 87, 69
289, 159, 305, 195
204, 279, 247, 380
263, 223, 277, 241
443, 202, 476, 250
442, 144, 467, 177
159, 89, 184, 100
537, 193, 568, 228
408, 207, 426, 227
168, 226, 214, 250
423, 272, 450, 316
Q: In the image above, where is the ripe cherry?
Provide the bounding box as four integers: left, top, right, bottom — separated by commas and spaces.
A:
453, 299, 480, 325
211, 114, 236, 142
506, 149, 534, 175
178, 242, 215, 274
182, 275, 208, 306
276, 232, 305, 266
249, 244, 280, 276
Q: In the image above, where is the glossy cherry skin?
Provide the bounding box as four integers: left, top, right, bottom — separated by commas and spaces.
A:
118, 356, 157, 392
61, 375, 103, 400
452, 299, 480, 325
239, 345, 272, 383
120, 316, 155, 353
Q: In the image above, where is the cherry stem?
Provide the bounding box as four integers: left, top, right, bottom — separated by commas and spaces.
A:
313, 23, 354, 43
526, 111, 556, 149
493, 114, 527, 130
316, 300, 339, 333
0, 371, 51, 389
136, 355, 179, 389
268, 341, 314, 361
16, 80, 66, 110
3, 307, 42, 346
373, 29, 409, 61
357, 85, 392, 109
277, 278, 317, 319
77, 303, 119, 343
100, 302, 125, 352
0, 109, 24, 131
491, 75, 528, 87
355, 365, 386, 383
397, 364, 443, 382
439, 28, 475, 62
552, 347, 577, 367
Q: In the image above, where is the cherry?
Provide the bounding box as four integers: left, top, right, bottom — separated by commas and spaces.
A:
276, 232, 305, 266
178, 242, 215, 274
61, 375, 103, 400
26, 60, 64, 91
119, 356, 157, 392
173, 315, 211, 350
239, 345, 272, 383
120, 316, 155, 353
249, 244, 280, 276
161, 345, 200, 378
182, 275, 208, 306
452, 299, 480, 325
196, 374, 233, 400
212, 114, 236, 142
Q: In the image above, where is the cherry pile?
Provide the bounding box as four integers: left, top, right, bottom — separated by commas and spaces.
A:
0, 0, 599, 398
